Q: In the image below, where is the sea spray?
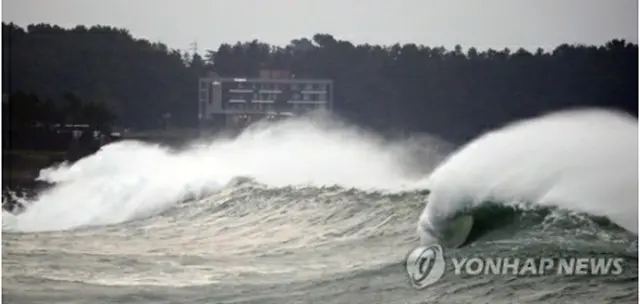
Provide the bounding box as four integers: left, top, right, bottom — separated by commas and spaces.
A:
418, 108, 638, 245
5, 114, 445, 232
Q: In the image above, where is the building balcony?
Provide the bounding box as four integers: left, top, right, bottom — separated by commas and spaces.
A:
229, 89, 254, 93
287, 100, 328, 104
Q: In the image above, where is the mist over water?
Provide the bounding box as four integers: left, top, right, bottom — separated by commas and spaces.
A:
3, 113, 447, 232
3, 108, 638, 304
4, 108, 637, 240
419, 108, 638, 244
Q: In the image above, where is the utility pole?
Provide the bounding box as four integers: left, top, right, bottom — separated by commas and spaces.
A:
190, 41, 198, 55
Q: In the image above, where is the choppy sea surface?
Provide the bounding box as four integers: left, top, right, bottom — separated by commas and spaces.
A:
3, 109, 638, 303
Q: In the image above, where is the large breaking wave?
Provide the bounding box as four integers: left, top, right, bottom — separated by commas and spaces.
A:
3, 108, 637, 245
2, 113, 447, 232
417, 108, 638, 246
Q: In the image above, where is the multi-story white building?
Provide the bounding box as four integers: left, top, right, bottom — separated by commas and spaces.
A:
198, 70, 333, 129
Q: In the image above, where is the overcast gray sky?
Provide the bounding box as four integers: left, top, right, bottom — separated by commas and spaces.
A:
3, 0, 638, 53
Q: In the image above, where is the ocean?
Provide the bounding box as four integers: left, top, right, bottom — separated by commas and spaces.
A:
2, 109, 638, 304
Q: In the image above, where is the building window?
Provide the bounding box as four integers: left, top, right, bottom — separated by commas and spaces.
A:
303, 94, 310, 101
230, 93, 245, 100
200, 81, 208, 90
305, 83, 313, 90
291, 84, 299, 90
318, 93, 327, 101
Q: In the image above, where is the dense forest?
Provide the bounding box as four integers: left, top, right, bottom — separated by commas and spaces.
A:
2, 90, 115, 150
3, 22, 637, 142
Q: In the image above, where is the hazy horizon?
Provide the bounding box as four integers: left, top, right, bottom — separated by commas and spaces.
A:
3, 0, 637, 53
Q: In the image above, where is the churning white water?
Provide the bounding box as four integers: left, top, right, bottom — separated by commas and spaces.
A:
4, 108, 637, 238
3, 114, 445, 232
418, 108, 638, 244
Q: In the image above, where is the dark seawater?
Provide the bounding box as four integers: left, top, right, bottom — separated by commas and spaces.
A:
3, 109, 637, 303
3, 185, 637, 304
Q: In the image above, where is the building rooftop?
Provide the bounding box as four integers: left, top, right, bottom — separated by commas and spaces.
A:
200, 69, 332, 83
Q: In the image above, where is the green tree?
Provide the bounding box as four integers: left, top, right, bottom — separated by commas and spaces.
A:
3, 22, 637, 142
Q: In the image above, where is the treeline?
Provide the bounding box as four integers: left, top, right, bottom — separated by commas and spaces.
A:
2, 91, 115, 151
5, 91, 115, 129
3, 23, 637, 142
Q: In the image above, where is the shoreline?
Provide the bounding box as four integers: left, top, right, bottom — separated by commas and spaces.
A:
3, 149, 64, 212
